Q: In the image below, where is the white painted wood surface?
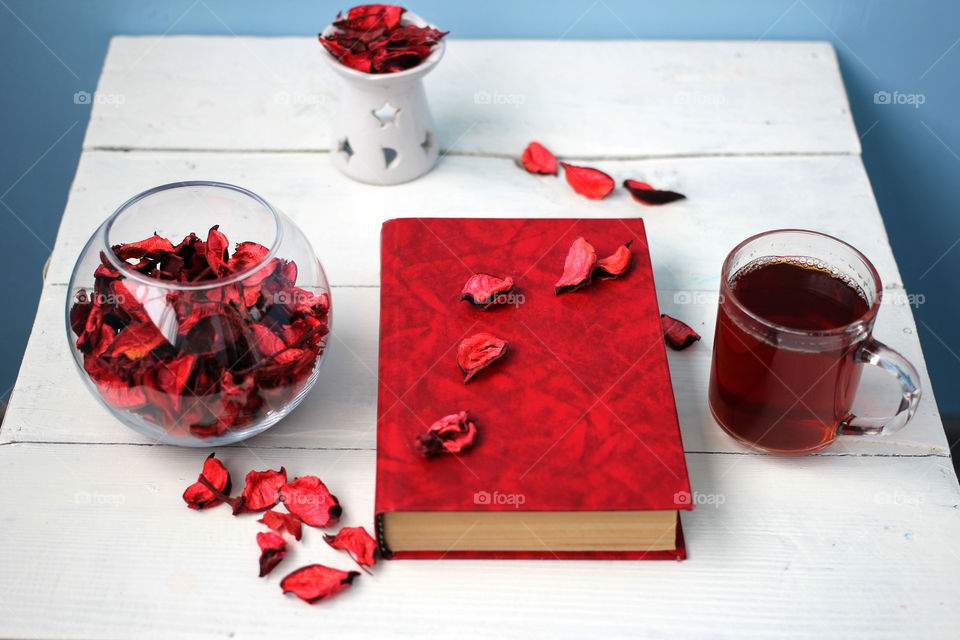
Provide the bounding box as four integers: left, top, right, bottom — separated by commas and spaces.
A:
85, 38, 860, 156
43, 152, 901, 290
0, 445, 957, 638
1, 36, 957, 638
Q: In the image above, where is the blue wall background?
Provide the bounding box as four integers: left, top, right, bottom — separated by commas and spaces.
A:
1, 1, 958, 415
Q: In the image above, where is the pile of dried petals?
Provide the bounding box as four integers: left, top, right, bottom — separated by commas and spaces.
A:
70, 226, 330, 439
183, 453, 379, 604
520, 141, 686, 204
319, 4, 448, 73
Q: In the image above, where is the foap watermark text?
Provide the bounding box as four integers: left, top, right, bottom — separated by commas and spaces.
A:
673, 490, 725, 508
74, 91, 125, 106
873, 90, 925, 108
474, 490, 526, 508
474, 90, 525, 109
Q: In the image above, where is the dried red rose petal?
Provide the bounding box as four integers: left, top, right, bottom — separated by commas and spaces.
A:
416, 410, 477, 457
520, 142, 558, 175
83, 356, 147, 408
318, 35, 349, 59
457, 332, 508, 383
661, 314, 701, 350
113, 234, 176, 263
259, 510, 303, 541
234, 467, 287, 515
324, 527, 377, 573
373, 46, 431, 73
333, 14, 388, 38
205, 225, 231, 277
280, 476, 343, 527
339, 50, 374, 72
554, 236, 598, 295
370, 25, 445, 50
142, 353, 197, 420
281, 564, 359, 604
623, 179, 686, 205
347, 4, 405, 30
106, 322, 168, 361
595, 241, 633, 280
182, 453, 232, 510
257, 531, 288, 577
560, 163, 615, 200
459, 273, 515, 309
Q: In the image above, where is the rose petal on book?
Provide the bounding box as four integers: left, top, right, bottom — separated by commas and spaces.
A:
554, 236, 598, 295
457, 332, 509, 383
257, 531, 288, 577
560, 163, 615, 199
520, 141, 558, 175
661, 314, 701, 350
459, 273, 515, 309
595, 241, 633, 280
416, 410, 477, 457
280, 564, 359, 604
623, 179, 686, 205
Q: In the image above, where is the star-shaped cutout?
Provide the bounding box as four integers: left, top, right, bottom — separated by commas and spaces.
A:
338, 138, 354, 160
372, 102, 400, 127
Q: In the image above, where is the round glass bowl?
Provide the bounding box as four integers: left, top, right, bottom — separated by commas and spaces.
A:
66, 181, 331, 446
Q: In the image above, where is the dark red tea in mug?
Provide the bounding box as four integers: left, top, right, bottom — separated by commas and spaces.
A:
708, 258, 870, 453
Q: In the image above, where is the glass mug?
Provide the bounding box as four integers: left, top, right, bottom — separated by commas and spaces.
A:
708, 229, 921, 455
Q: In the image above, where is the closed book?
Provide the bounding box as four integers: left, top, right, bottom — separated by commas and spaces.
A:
375, 218, 692, 559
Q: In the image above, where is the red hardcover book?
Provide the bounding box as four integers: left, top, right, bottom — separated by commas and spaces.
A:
375, 218, 692, 560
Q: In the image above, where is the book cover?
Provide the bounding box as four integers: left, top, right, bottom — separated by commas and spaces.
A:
375, 218, 692, 559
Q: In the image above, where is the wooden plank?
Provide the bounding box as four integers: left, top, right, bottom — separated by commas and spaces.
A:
2, 284, 378, 450
84, 38, 860, 156
0, 444, 956, 638
43, 152, 902, 291
3, 281, 945, 455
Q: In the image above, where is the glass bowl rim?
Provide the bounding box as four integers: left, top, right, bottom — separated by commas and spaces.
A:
100, 180, 284, 292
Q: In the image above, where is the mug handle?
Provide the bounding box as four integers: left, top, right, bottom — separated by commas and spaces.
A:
838, 339, 922, 436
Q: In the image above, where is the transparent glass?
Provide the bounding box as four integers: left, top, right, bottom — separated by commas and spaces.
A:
708, 229, 920, 455
66, 181, 331, 446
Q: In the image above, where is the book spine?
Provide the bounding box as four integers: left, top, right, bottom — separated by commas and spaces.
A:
374, 512, 394, 559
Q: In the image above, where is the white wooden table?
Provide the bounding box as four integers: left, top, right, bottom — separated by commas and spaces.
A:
2, 37, 958, 638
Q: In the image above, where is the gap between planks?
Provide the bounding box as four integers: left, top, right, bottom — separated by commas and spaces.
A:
83, 146, 861, 161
